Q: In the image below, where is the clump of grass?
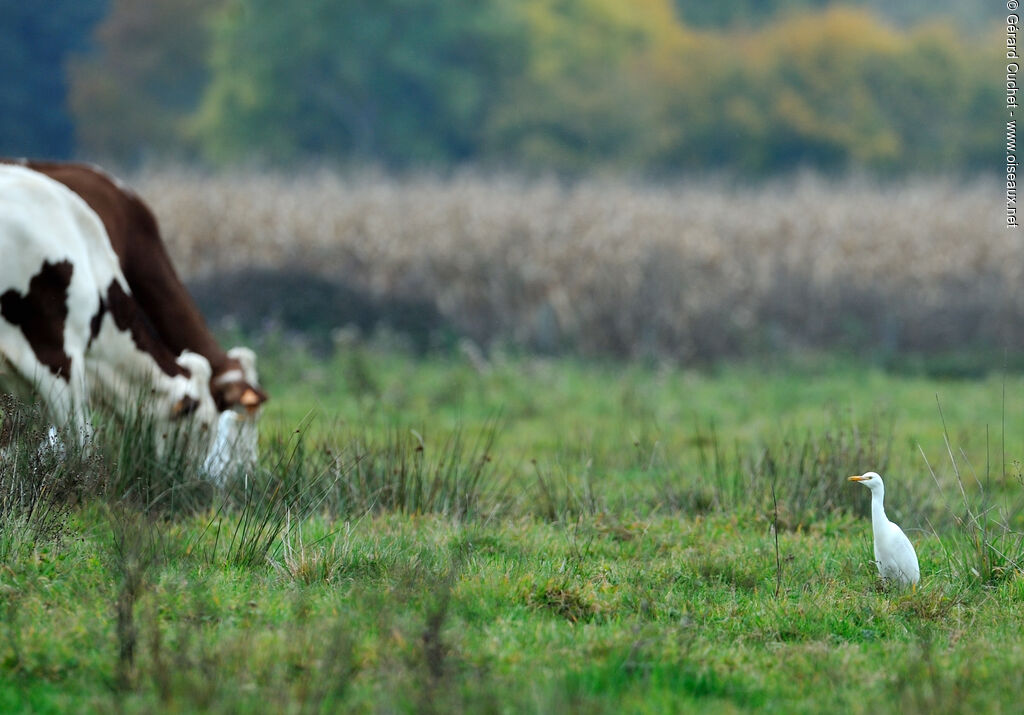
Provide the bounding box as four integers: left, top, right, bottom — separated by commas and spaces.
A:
329, 421, 502, 520
106, 504, 163, 692
95, 400, 217, 516
0, 395, 102, 560
272, 517, 356, 584
220, 480, 298, 568
930, 475, 1024, 586
525, 577, 599, 624
688, 413, 900, 527
696, 555, 762, 592
892, 638, 978, 715
754, 416, 896, 527
690, 422, 752, 513
924, 399, 1024, 586
531, 456, 603, 523
523, 520, 601, 624
194, 426, 333, 568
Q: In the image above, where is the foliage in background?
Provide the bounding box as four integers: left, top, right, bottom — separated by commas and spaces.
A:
649, 8, 997, 173
671, 0, 831, 28
194, 3, 999, 174
482, 0, 684, 172
672, 0, 990, 30
195, 0, 527, 166
67, 0, 223, 164
0, 0, 106, 158
53, 1, 1000, 174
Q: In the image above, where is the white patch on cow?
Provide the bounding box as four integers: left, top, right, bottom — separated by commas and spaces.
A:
175, 350, 219, 425
226, 346, 261, 387
212, 368, 245, 386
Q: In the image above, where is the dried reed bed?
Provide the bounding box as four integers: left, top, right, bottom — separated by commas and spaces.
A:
134, 168, 1020, 361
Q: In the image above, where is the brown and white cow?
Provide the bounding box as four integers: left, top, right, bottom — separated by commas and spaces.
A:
6, 159, 267, 415
0, 164, 218, 445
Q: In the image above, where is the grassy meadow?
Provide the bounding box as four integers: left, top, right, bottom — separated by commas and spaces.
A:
4, 342, 1024, 713
3, 172, 1024, 712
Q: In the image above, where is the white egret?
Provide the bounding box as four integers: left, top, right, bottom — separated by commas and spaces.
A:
848, 472, 920, 588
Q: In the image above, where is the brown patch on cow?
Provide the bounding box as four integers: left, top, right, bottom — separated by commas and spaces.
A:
171, 395, 200, 419
214, 380, 246, 411
102, 280, 187, 378
214, 379, 268, 412
88, 299, 107, 348
0, 260, 74, 380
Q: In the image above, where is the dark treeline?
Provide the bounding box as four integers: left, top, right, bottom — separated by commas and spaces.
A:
0, 0, 107, 158
1, 0, 1001, 175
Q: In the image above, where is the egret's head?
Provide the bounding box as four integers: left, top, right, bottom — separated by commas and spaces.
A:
848, 471, 883, 491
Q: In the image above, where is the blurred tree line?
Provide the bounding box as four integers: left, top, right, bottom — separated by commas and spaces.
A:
2, 0, 1000, 174
0, 0, 106, 158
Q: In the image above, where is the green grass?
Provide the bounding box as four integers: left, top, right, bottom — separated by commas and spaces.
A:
3, 341, 1024, 712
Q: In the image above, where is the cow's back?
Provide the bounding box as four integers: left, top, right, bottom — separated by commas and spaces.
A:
20, 161, 156, 267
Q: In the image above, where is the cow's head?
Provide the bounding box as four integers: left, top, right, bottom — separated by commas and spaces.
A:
211, 346, 268, 414
170, 350, 261, 482
103, 350, 218, 458
170, 350, 219, 426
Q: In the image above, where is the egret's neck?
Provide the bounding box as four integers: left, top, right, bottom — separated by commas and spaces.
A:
870, 486, 888, 525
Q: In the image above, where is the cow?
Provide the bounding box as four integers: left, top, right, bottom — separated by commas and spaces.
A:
0, 164, 219, 447
5, 159, 267, 415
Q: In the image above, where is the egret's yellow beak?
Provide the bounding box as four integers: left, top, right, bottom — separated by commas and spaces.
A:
848, 475, 866, 481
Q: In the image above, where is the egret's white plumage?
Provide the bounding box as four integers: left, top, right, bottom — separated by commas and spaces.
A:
848, 471, 920, 588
